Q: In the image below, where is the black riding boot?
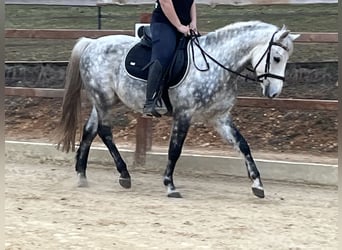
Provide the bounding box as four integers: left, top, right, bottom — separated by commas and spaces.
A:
143, 60, 164, 117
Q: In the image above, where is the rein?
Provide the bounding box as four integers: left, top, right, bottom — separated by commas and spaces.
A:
189, 29, 287, 83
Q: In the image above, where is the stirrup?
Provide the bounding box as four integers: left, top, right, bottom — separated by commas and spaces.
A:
143, 101, 162, 118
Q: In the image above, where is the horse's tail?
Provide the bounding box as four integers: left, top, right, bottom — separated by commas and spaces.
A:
55, 37, 93, 153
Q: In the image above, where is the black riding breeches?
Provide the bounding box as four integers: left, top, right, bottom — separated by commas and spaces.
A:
150, 22, 180, 69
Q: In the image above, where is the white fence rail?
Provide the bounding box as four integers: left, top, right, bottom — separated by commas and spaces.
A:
5, 0, 338, 5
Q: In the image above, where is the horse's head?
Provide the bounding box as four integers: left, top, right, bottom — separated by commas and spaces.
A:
251, 25, 300, 98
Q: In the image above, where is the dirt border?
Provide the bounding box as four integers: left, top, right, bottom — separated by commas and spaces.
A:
5, 141, 337, 186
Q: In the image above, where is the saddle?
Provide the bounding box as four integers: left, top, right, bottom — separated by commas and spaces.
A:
124, 26, 190, 115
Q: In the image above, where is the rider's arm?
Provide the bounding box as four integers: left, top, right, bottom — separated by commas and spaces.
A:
189, 1, 197, 32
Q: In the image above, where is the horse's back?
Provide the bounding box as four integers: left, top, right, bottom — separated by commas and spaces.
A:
78, 34, 145, 111
83, 34, 137, 58
96, 34, 138, 45
80, 34, 138, 79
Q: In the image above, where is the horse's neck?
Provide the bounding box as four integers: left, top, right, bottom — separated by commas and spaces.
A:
201, 25, 275, 71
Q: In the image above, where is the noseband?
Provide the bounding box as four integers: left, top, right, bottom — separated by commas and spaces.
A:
189, 29, 289, 83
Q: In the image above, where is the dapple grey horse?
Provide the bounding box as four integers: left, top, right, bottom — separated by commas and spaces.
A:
56, 21, 299, 198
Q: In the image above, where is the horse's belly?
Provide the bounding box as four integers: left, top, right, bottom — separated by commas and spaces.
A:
170, 83, 237, 121
192, 98, 236, 121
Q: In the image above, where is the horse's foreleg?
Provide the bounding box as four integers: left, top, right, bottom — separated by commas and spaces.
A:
76, 107, 98, 187
215, 116, 264, 198
97, 123, 131, 189
164, 115, 191, 198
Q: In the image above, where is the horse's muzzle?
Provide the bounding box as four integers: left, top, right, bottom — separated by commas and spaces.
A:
263, 84, 281, 99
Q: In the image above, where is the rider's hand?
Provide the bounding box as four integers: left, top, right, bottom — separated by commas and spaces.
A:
177, 25, 190, 36
189, 21, 198, 34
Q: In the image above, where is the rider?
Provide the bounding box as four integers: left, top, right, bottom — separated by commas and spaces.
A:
143, 0, 197, 117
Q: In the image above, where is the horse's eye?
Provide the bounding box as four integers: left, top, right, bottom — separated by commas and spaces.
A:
273, 56, 281, 63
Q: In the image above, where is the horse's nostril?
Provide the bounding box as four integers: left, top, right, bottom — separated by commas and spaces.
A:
270, 93, 278, 99
265, 88, 278, 98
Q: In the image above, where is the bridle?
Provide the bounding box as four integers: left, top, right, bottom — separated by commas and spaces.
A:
251, 31, 289, 82
189, 29, 289, 83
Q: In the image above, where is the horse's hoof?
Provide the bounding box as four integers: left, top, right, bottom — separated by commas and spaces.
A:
252, 187, 265, 198
251, 178, 264, 198
119, 177, 131, 189
167, 191, 182, 198
77, 176, 88, 188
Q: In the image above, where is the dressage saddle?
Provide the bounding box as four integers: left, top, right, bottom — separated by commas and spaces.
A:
124, 26, 191, 115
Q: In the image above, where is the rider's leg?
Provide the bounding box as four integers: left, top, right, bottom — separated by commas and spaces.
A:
143, 60, 164, 117
143, 22, 178, 117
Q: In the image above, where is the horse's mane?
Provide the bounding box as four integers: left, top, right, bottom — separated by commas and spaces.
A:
203, 20, 279, 46
215, 20, 278, 34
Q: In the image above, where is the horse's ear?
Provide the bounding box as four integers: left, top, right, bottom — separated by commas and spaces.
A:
275, 25, 290, 40
289, 33, 301, 41
275, 30, 290, 41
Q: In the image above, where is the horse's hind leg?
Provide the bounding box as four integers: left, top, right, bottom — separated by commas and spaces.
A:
97, 122, 131, 189
214, 115, 264, 198
76, 107, 98, 187
94, 100, 131, 189
76, 105, 131, 188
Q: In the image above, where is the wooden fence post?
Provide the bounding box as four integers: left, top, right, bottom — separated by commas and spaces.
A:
134, 13, 152, 166
134, 117, 153, 166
